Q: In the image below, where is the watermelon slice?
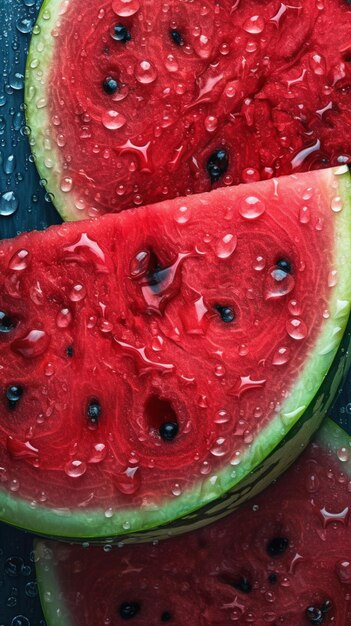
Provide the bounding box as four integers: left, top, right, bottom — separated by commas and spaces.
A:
34, 418, 351, 625
25, 0, 351, 220
0, 167, 351, 540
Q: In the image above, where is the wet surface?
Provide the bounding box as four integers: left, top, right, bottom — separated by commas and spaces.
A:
0, 1, 350, 624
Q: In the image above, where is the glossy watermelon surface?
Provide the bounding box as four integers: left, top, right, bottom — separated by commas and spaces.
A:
35, 418, 351, 625
25, 0, 351, 220
0, 167, 351, 540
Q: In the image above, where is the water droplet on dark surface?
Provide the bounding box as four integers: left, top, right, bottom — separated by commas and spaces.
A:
5, 556, 24, 577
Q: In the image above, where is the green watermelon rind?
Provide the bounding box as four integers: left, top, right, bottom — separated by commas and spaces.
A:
33, 416, 351, 626
0, 169, 351, 540
25, 0, 83, 221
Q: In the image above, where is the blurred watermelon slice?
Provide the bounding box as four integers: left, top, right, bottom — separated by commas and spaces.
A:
34, 418, 351, 625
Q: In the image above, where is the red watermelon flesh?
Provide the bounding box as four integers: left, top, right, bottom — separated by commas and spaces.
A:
0, 167, 351, 539
35, 419, 351, 625
26, 0, 351, 220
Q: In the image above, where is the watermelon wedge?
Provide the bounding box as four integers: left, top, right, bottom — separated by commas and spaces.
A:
25, 0, 351, 220
34, 418, 351, 625
0, 167, 351, 540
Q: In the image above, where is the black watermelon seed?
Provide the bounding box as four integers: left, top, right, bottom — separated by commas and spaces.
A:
119, 602, 141, 619
276, 258, 292, 274
87, 399, 101, 424
66, 345, 74, 358
206, 149, 229, 183
234, 576, 252, 593
0, 311, 15, 333
159, 421, 179, 442
170, 29, 183, 45
215, 305, 235, 323
321, 600, 333, 614
113, 24, 131, 43
161, 611, 172, 622
6, 385, 23, 408
305, 607, 324, 624
103, 77, 119, 94
267, 536, 289, 557
268, 572, 278, 584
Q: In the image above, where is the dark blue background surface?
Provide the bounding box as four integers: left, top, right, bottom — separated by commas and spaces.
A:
0, 1, 350, 624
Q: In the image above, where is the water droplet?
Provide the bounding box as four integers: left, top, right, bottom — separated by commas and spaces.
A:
5, 556, 24, 577
11, 616, 30, 626
101, 110, 126, 130
44, 363, 55, 377
8, 249, 29, 271
64, 459, 87, 478
151, 335, 164, 351
272, 346, 290, 365
305, 473, 320, 493
88, 443, 107, 464
286, 318, 307, 340
112, 0, 140, 17
239, 196, 265, 220
200, 460, 211, 474
288, 299, 302, 316
243, 15, 265, 34
56, 308, 72, 328
337, 447, 350, 462
335, 560, 351, 584
214, 364, 226, 378
328, 270, 338, 288
238, 344, 249, 356
165, 54, 179, 73
214, 409, 231, 424
253, 255, 266, 271
115, 466, 141, 495
25, 582, 38, 598
264, 267, 295, 300
28, 281, 44, 306
299, 205, 310, 224
320, 506, 349, 527
69, 284, 86, 302
12, 330, 50, 358
60, 177, 73, 193
174, 205, 191, 224
3, 154, 16, 175
171, 483, 182, 496
230, 451, 241, 466
216, 233, 237, 258
0, 191, 18, 217
331, 196, 343, 213
135, 60, 158, 84
309, 52, 326, 75
10, 73, 24, 91
204, 115, 218, 132
16, 17, 34, 34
